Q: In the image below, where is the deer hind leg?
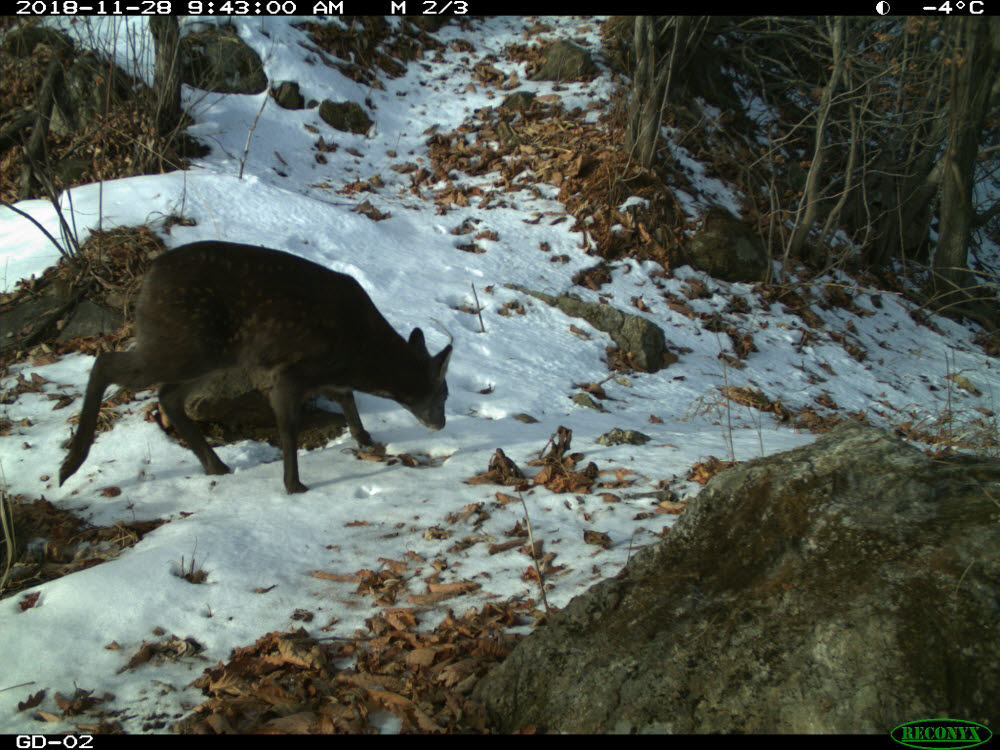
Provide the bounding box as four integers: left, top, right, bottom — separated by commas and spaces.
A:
60, 350, 157, 485
158, 381, 231, 476
270, 373, 308, 494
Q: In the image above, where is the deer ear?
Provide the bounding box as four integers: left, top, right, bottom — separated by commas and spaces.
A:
432, 345, 452, 376
408, 328, 428, 356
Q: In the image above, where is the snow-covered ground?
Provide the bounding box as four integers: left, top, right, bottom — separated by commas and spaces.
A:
1, 15, 997, 734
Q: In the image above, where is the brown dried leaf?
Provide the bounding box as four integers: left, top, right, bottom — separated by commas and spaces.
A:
404, 647, 438, 667
120, 642, 155, 672
656, 500, 688, 514
487, 538, 525, 554
464, 448, 526, 486
686, 456, 737, 484
19, 592, 40, 611
17, 690, 46, 711
311, 570, 359, 582
583, 530, 612, 549
494, 492, 520, 505
261, 711, 318, 733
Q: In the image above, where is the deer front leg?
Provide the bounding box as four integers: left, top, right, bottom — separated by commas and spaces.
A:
332, 391, 373, 449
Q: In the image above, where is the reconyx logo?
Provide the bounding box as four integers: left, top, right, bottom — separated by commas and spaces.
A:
892, 719, 993, 749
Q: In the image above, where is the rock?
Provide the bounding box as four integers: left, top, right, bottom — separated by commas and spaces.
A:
506, 284, 672, 373
50, 52, 136, 137
570, 392, 603, 411
595, 428, 650, 446
472, 422, 1000, 733
271, 81, 305, 109
180, 25, 267, 94
501, 91, 536, 111
685, 206, 770, 283
0, 283, 123, 353
318, 99, 373, 135
183, 367, 276, 426
1, 25, 73, 57
54, 156, 91, 184
1, 291, 65, 354
57, 300, 124, 341
404, 15, 449, 33
529, 40, 598, 81
181, 367, 348, 448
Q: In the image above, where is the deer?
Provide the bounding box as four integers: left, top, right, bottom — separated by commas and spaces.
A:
58, 241, 452, 494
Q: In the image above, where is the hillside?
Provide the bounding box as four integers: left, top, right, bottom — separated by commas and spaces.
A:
0, 15, 997, 733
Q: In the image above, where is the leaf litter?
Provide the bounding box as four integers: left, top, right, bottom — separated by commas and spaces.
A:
174, 602, 529, 734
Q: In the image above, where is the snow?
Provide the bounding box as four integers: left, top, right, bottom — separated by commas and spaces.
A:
1, 15, 998, 734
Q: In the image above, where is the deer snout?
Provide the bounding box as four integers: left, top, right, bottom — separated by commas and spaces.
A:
417, 412, 445, 432
407, 394, 446, 432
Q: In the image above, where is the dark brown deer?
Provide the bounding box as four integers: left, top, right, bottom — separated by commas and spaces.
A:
59, 241, 452, 493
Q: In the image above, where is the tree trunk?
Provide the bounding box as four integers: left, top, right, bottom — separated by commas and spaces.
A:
19, 55, 64, 198
785, 17, 844, 264
626, 17, 661, 168
149, 16, 182, 137
933, 17, 999, 311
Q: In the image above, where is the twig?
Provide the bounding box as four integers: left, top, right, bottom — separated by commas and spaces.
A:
0, 681, 37, 694
0, 467, 15, 598
0, 199, 71, 262
716, 332, 736, 463
625, 529, 638, 565
470, 282, 485, 333
536, 435, 553, 462
239, 93, 269, 180
518, 492, 551, 617
953, 560, 975, 599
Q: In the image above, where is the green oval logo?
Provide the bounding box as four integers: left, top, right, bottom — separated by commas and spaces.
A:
892, 719, 993, 750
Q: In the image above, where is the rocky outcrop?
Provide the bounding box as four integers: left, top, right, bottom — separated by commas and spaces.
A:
49, 51, 136, 137
505, 284, 672, 372
318, 100, 373, 135
529, 40, 598, 82
271, 81, 306, 110
181, 367, 347, 448
472, 422, 1000, 733
685, 207, 770, 283
180, 25, 267, 94
1, 25, 73, 57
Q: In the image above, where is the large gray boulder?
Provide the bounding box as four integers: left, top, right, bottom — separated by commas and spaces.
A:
180, 367, 348, 449
180, 25, 267, 94
318, 99, 373, 135
529, 40, 598, 81
685, 207, 770, 283
505, 284, 672, 373
473, 422, 1000, 733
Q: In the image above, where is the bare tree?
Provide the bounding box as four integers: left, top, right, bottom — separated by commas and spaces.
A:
625, 16, 708, 169
720, 15, 996, 313
626, 16, 668, 169
784, 17, 846, 264
933, 16, 1000, 312
148, 16, 182, 137
19, 53, 65, 197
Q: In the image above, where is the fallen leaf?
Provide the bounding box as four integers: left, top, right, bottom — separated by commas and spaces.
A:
583, 530, 612, 549
17, 690, 46, 711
